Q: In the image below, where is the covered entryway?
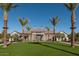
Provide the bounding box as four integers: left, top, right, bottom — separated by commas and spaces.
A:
36, 33, 44, 41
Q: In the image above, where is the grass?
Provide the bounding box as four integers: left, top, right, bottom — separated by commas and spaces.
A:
0, 42, 79, 56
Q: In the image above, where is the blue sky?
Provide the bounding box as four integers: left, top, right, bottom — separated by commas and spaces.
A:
0, 3, 79, 33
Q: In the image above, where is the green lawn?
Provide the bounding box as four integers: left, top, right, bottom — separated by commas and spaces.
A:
0, 42, 79, 56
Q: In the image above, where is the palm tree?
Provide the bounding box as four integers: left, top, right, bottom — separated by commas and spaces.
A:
26, 25, 31, 31
45, 27, 50, 40
0, 3, 17, 47
18, 17, 28, 42
18, 17, 28, 33
64, 3, 79, 48
50, 16, 59, 41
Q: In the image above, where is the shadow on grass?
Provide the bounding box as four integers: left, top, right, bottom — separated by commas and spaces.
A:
28, 42, 41, 44
29, 42, 79, 56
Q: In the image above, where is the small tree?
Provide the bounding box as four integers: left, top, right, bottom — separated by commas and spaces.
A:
12, 34, 18, 42
18, 17, 28, 33
45, 27, 50, 40
76, 33, 79, 42
50, 16, 59, 41
18, 17, 28, 42
26, 25, 31, 31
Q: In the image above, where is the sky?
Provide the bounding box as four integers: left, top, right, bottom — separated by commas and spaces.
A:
0, 3, 79, 33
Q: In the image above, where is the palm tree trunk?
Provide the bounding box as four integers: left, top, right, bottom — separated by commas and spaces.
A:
22, 27, 25, 42
3, 11, 8, 48
53, 26, 56, 41
48, 31, 49, 40
71, 10, 76, 48
22, 27, 24, 33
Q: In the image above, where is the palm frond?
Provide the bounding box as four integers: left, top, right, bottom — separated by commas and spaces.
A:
23, 18, 28, 26
73, 3, 79, 10
50, 17, 53, 25
18, 17, 28, 27
50, 16, 59, 26
0, 3, 17, 12
11, 4, 18, 8
55, 16, 59, 25
64, 3, 79, 11
64, 3, 72, 11
18, 17, 24, 26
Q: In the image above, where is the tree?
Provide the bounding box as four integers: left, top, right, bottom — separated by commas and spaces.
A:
0, 3, 17, 48
68, 33, 79, 42
45, 27, 50, 40
26, 25, 31, 31
64, 3, 79, 48
50, 16, 59, 41
12, 34, 18, 42
18, 17, 28, 33
18, 17, 28, 42
75, 33, 79, 42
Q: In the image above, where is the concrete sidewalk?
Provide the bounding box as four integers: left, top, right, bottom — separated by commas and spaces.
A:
60, 42, 79, 46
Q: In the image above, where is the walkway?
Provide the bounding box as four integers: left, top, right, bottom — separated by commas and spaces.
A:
60, 42, 79, 46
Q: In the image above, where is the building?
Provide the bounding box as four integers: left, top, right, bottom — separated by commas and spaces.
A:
19, 28, 69, 42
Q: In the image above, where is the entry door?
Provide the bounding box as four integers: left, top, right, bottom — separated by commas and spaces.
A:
36, 34, 43, 41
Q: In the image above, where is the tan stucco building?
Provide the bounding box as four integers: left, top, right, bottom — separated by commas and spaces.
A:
18, 28, 69, 42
